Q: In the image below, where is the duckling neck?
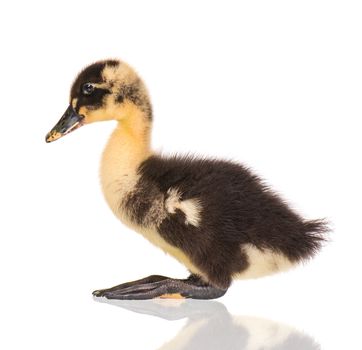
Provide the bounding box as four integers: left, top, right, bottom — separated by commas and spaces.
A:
100, 113, 152, 215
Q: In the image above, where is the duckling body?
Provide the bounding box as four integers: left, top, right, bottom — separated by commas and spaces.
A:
46, 59, 327, 299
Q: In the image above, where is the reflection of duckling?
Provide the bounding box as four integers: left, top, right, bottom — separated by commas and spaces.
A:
95, 299, 320, 350
46, 59, 328, 300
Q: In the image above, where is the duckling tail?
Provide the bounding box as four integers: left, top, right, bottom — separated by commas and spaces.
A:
299, 219, 330, 260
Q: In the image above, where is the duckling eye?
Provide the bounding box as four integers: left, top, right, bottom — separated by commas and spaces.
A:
82, 83, 95, 95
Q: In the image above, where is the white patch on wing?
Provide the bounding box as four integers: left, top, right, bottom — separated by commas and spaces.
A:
234, 244, 295, 280
165, 188, 202, 227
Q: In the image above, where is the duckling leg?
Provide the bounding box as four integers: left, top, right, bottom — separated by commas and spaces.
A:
93, 274, 227, 300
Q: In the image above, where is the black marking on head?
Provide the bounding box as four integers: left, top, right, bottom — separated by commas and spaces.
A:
118, 82, 142, 105
105, 60, 120, 67
116, 94, 124, 104
70, 60, 120, 111
116, 79, 153, 120
75, 87, 111, 111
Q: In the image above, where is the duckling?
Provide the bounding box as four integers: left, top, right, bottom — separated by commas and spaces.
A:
46, 59, 328, 300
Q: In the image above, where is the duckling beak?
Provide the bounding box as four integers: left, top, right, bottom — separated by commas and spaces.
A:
45, 105, 85, 143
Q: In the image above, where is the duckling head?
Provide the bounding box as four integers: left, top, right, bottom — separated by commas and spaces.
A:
45, 59, 152, 143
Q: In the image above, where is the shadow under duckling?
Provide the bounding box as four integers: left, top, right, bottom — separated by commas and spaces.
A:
46, 59, 328, 300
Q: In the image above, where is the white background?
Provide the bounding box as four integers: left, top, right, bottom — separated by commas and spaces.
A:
1, 1, 361, 349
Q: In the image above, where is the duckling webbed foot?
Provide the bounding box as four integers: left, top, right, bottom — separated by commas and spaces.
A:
92, 274, 227, 300
92, 275, 169, 297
